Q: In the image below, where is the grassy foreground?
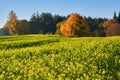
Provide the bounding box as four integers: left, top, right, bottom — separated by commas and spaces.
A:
0, 34, 120, 80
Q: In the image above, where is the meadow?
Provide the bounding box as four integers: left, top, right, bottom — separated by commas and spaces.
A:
0, 34, 120, 80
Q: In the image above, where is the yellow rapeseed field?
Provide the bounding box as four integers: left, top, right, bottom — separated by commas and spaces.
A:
0, 35, 120, 80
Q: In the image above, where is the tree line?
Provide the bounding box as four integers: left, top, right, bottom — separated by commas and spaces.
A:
0, 11, 120, 37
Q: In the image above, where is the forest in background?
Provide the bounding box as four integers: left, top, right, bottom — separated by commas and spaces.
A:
0, 11, 120, 37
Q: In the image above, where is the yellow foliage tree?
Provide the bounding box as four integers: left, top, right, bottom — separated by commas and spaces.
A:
7, 10, 19, 35
58, 13, 89, 37
6, 11, 30, 35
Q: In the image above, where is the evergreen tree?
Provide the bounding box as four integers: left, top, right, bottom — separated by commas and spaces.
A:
117, 12, 120, 23
17, 20, 30, 34
29, 12, 41, 34
0, 27, 10, 35
113, 11, 117, 19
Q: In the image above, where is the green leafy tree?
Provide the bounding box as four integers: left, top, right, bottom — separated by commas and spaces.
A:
17, 20, 30, 34
93, 22, 106, 37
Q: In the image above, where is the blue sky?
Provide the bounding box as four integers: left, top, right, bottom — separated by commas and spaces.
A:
0, 0, 120, 28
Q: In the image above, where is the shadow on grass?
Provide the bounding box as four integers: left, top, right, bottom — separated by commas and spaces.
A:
0, 39, 60, 50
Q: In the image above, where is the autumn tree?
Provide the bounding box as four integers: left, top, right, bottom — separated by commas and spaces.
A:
4, 11, 30, 35
0, 21, 10, 35
57, 13, 90, 37
103, 19, 120, 36
7, 10, 19, 35
53, 15, 66, 34
56, 21, 65, 35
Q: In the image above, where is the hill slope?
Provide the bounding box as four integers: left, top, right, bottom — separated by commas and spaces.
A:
0, 35, 120, 79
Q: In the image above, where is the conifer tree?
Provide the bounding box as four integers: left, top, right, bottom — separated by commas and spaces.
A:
113, 11, 117, 19
117, 12, 120, 23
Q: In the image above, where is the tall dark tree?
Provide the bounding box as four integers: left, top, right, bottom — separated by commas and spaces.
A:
30, 12, 40, 22
117, 12, 120, 23
93, 22, 106, 37
53, 15, 66, 23
0, 27, 10, 35
29, 12, 67, 34
113, 11, 117, 19
53, 15, 66, 34
40, 13, 55, 34
86, 17, 107, 36
30, 13, 36, 22
29, 12, 41, 34
16, 20, 30, 34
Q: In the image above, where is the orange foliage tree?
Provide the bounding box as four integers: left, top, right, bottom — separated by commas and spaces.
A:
57, 13, 90, 37
103, 19, 120, 36
7, 10, 18, 35
5, 11, 30, 35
